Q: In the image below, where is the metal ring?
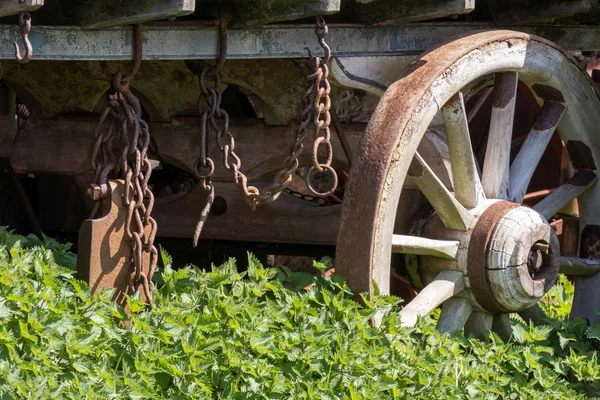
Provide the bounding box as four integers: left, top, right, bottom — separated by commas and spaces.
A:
194, 158, 215, 179
305, 165, 338, 197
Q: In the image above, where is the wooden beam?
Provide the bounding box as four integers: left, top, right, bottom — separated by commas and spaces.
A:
77, 0, 196, 30
351, 0, 475, 25
9, 116, 364, 178
491, 0, 597, 24
203, 0, 341, 27
560, 256, 600, 276
0, 0, 43, 18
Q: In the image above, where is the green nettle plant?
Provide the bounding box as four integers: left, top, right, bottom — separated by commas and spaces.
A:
0, 228, 598, 399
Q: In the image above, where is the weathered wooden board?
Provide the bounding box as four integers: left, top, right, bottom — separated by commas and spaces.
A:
9, 117, 364, 178
73, 0, 196, 30
0, 0, 43, 18
350, 0, 475, 25
2, 24, 600, 61
196, 0, 340, 27
490, 0, 597, 24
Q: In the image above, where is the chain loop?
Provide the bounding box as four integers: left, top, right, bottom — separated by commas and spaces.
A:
89, 24, 158, 309
305, 17, 338, 197
191, 16, 337, 244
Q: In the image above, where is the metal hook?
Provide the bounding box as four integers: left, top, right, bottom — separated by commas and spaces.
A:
14, 12, 32, 64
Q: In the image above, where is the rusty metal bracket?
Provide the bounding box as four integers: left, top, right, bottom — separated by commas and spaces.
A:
78, 180, 151, 311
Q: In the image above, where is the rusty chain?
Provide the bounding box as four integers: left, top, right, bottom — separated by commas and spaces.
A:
89, 24, 158, 308
305, 17, 338, 197
14, 11, 32, 64
192, 16, 332, 245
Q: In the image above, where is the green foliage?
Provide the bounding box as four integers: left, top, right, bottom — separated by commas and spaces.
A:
0, 228, 598, 399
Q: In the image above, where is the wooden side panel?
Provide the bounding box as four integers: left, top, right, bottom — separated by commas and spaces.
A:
351, 0, 475, 25
0, 0, 43, 18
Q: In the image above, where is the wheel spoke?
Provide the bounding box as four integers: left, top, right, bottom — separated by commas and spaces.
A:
509, 101, 566, 202
492, 314, 512, 341
464, 311, 494, 339
560, 256, 600, 276
408, 152, 473, 230
533, 171, 598, 219
518, 304, 548, 326
392, 235, 459, 260
482, 72, 518, 199
399, 270, 464, 327
442, 91, 485, 208
437, 297, 472, 335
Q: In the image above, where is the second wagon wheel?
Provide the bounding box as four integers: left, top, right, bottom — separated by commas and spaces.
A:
336, 30, 600, 337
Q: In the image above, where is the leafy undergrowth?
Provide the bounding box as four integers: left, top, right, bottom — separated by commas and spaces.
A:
0, 229, 598, 399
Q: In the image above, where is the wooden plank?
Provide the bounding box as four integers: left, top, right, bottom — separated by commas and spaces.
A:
437, 297, 472, 335
508, 101, 566, 203
533, 171, 598, 220
196, 0, 340, 27
391, 235, 460, 260
399, 270, 464, 327
482, 72, 518, 200
408, 152, 473, 231
351, 0, 475, 25
2, 24, 600, 61
442, 91, 484, 208
491, 0, 597, 24
9, 116, 364, 178
560, 256, 600, 276
77, 0, 195, 30
0, 0, 43, 18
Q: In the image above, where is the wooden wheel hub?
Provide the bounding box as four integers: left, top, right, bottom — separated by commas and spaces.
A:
467, 201, 560, 313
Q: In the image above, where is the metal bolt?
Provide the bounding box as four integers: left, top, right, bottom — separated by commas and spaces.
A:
528, 242, 549, 279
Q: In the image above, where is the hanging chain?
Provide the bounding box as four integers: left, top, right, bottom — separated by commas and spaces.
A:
305, 17, 338, 197
89, 24, 158, 308
192, 16, 336, 245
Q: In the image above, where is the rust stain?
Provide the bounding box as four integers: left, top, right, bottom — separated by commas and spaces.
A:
531, 83, 565, 102
566, 141, 597, 170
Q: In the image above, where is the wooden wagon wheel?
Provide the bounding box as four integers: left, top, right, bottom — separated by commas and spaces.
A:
336, 30, 600, 337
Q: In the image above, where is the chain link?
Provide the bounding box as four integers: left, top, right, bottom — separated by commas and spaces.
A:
192, 16, 336, 244
305, 17, 338, 197
89, 24, 158, 308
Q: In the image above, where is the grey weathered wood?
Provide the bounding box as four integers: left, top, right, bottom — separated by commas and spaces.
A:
408, 152, 473, 231
491, 0, 597, 24
0, 0, 43, 18
2, 24, 600, 61
571, 274, 600, 325
391, 235, 459, 260
399, 270, 465, 327
215, 0, 341, 27
482, 72, 518, 200
518, 304, 548, 326
509, 101, 566, 203
78, 0, 195, 30
492, 314, 513, 342
437, 297, 472, 335
560, 256, 600, 276
464, 312, 494, 339
352, 0, 475, 25
533, 171, 598, 219
442, 91, 484, 208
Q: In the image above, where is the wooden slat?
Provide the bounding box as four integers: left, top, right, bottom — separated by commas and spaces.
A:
399, 270, 464, 327
560, 256, 600, 276
533, 171, 598, 219
352, 0, 475, 25
518, 304, 548, 326
391, 235, 460, 260
0, 0, 43, 18
491, 0, 596, 24
78, 0, 195, 30
437, 297, 472, 335
408, 152, 473, 231
442, 91, 484, 208
509, 101, 566, 203
482, 72, 518, 200
464, 311, 494, 339
492, 314, 512, 342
